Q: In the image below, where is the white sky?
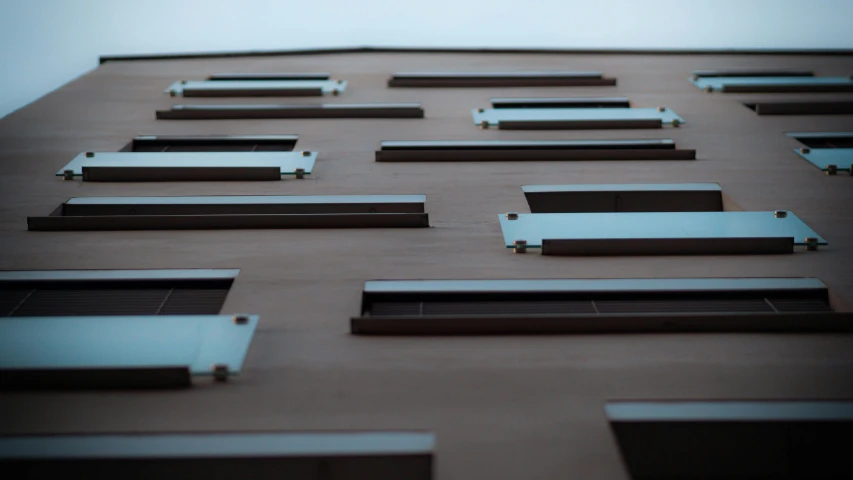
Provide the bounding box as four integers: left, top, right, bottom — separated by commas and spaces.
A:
1, 0, 852, 118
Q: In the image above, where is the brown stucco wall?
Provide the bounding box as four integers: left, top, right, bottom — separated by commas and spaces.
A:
1, 51, 853, 479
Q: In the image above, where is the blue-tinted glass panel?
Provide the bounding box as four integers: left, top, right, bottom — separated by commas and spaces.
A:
363, 278, 827, 294
692, 76, 853, 92
167, 80, 345, 95
498, 212, 826, 247
606, 401, 853, 422
794, 148, 853, 171
0, 432, 435, 459
473, 108, 684, 126
0, 315, 258, 376
57, 152, 316, 177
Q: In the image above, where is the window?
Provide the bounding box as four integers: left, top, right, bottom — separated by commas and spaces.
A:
165, 79, 346, 97
388, 71, 616, 87
490, 97, 630, 108
207, 72, 331, 80
56, 151, 316, 181
606, 401, 853, 480
351, 278, 849, 335
691, 71, 853, 93
0, 432, 435, 479
743, 100, 853, 115
498, 211, 825, 255
0, 314, 257, 389
472, 107, 684, 130
28, 195, 430, 231
375, 139, 695, 162
788, 132, 853, 174
522, 183, 723, 213
156, 103, 425, 120
0, 269, 238, 316
121, 135, 298, 152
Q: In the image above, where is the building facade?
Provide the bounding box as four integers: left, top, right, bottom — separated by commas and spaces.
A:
1, 48, 853, 478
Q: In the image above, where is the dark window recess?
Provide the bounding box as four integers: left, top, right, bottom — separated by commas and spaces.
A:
522, 184, 723, 213
27, 195, 430, 231
376, 139, 695, 162
351, 279, 849, 335
0, 432, 435, 480
388, 71, 616, 88
156, 104, 425, 120
491, 97, 630, 109
744, 101, 853, 116
0, 279, 232, 316
121, 135, 298, 152
787, 132, 853, 149
207, 72, 331, 81
691, 69, 814, 79
606, 401, 853, 480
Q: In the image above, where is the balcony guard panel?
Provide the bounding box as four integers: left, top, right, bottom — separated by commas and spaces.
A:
352, 278, 851, 335
490, 97, 630, 108
28, 195, 429, 231
208, 72, 331, 80
57, 152, 316, 181
376, 139, 695, 162
0, 315, 258, 389
0, 269, 239, 282
389, 71, 616, 87
793, 148, 853, 172
0, 432, 434, 480
473, 107, 684, 129
522, 183, 723, 213
607, 401, 853, 480
166, 79, 345, 97
498, 211, 825, 254
692, 76, 853, 93
156, 103, 425, 120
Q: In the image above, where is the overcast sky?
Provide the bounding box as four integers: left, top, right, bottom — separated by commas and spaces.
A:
1, 0, 852, 118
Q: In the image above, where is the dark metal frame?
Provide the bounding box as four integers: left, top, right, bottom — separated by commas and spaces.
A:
156, 104, 425, 120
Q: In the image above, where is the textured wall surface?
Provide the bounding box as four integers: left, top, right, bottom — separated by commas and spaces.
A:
1, 51, 853, 479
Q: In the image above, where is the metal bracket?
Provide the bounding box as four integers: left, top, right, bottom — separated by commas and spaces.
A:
826, 164, 838, 175
233, 314, 249, 325
212, 364, 230, 382
506, 212, 519, 220
513, 239, 528, 254
62, 169, 74, 180
774, 210, 787, 218
479, 120, 489, 129
804, 237, 819, 251
295, 168, 305, 179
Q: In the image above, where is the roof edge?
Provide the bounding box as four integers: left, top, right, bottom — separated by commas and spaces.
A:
99, 45, 853, 64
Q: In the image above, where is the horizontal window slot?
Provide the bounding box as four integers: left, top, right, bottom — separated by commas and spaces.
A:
166, 79, 345, 97
0, 432, 435, 479
745, 101, 853, 115
786, 132, 853, 148
474, 107, 683, 130
499, 211, 826, 253
0, 271, 235, 317
57, 151, 315, 181
691, 69, 814, 79
29, 195, 429, 231
376, 139, 694, 162
352, 278, 850, 334
389, 71, 616, 87
792, 148, 853, 173
541, 237, 795, 255
0, 314, 258, 389
522, 184, 723, 213
156, 103, 425, 120
693, 76, 853, 93
491, 97, 630, 108
124, 135, 298, 152
607, 401, 853, 480
207, 72, 331, 80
